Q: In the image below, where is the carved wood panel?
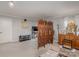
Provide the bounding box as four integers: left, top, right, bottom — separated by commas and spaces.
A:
38, 20, 54, 48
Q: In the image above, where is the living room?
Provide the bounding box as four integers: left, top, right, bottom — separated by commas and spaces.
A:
0, 1, 79, 57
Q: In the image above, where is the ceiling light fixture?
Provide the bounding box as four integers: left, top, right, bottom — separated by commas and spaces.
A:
8, 1, 14, 8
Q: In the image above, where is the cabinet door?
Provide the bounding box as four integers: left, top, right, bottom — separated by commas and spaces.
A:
58, 34, 64, 45
75, 39, 79, 49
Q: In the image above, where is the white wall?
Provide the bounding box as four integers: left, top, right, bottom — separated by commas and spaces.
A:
0, 16, 37, 43
0, 15, 58, 43
51, 15, 79, 42
1, 15, 79, 43
12, 18, 37, 42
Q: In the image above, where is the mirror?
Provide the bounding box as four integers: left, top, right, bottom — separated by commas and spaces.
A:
66, 20, 77, 34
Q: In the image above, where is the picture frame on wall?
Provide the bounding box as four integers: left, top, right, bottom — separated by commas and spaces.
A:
21, 19, 27, 28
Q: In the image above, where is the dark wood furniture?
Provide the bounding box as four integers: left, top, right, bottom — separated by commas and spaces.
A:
19, 35, 30, 42
38, 20, 54, 48
58, 33, 79, 49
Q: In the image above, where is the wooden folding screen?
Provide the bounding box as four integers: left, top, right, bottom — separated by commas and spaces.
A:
48, 21, 54, 44
38, 20, 54, 48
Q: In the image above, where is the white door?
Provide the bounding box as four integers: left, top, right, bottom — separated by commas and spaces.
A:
0, 20, 4, 43
0, 18, 12, 43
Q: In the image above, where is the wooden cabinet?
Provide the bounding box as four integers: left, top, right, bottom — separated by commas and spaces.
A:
58, 33, 79, 49
75, 36, 79, 49
58, 34, 65, 45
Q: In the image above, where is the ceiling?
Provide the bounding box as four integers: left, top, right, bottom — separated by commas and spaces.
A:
0, 1, 79, 19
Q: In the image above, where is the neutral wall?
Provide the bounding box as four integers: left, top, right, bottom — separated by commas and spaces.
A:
0, 15, 79, 43
52, 15, 79, 42
0, 15, 59, 43
0, 16, 38, 43
12, 18, 37, 42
